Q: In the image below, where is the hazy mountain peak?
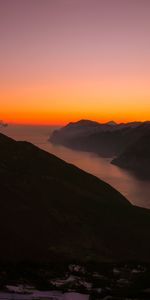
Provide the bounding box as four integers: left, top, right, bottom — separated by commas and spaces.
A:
66, 119, 100, 128
105, 121, 117, 126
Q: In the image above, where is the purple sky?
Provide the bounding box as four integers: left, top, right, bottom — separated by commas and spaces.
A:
0, 0, 150, 124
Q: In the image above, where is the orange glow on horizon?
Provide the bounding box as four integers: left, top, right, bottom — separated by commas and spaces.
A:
1, 80, 150, 126
2, 109, 150, 126
1, 1, 150, 126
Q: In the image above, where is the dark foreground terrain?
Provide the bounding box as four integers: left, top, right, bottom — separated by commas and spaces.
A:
0, 262, 150, 299
0, 132, 150, 262
0, 132, 150, 298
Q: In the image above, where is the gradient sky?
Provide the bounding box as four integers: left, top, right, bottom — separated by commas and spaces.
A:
0, 0, 150, 124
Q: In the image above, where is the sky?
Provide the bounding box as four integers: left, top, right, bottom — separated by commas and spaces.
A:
0, 0, 150, 125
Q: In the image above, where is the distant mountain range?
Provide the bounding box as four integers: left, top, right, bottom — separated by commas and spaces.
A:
50, 119, 150, 178
0, 132, 150, 263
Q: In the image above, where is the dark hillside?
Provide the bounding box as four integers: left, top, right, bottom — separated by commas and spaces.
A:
0, 133, 150, 263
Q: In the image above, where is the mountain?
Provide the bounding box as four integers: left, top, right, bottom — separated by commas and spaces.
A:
112, 132, 150, 179
50, 120, 150, 157
105, 121, 117, 126
50, 120, 101, 145
50, 120, 150, 177
50, 119, 120, 156
0, 133, 150, 263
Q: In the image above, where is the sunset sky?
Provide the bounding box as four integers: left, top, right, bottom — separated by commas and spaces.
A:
0, 0, 150, 125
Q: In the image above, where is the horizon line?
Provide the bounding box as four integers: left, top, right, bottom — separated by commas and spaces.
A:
4, 118, 150, 126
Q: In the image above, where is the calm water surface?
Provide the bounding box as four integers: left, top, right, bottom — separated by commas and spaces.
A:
3, 124, 150, 209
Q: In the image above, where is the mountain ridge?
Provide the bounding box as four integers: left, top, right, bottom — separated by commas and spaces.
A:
0, 133, 150, 263
50, 119, 150, 178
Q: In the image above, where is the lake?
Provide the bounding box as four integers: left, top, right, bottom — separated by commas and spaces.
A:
2, 124, 150, 209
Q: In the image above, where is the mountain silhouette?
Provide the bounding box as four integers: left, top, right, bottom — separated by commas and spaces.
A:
50, 120, 150, 177
50, 119, 145, 156
112, 131, 150, 179
0, 133, 150, 263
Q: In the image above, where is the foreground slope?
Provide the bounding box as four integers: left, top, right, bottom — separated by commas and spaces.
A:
0, 133, 150, 262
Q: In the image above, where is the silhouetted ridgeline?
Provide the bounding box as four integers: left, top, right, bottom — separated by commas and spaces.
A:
112, 131, 150, 179
0, 132, 150, 263
50, 119, 150, 178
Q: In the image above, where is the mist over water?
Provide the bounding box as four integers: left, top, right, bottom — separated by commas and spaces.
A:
3, 124, 150, 209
